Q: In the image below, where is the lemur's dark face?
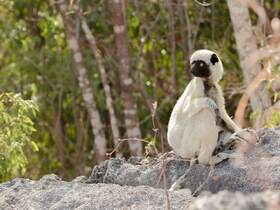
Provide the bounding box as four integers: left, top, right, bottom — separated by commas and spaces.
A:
191, 60, 211, 78
190, 53, 219, 78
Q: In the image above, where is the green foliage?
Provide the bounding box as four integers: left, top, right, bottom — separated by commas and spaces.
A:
265, 111, 280, 128
249, 111, 260, 125
0, 93, 38, 182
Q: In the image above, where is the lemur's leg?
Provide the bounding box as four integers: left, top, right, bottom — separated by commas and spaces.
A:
198, 122, 219, 164
213, 128, 258, 164
216, 129, 234, 149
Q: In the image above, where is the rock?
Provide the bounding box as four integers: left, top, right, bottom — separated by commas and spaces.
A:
2, 176, 280, 210
87, 128, 280, 193
1, 128, 280, 209
71, 176, 87, 183
0, 176, 193, 210
188, 191, 280, 210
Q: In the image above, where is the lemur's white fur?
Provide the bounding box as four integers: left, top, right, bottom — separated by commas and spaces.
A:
167, 49, 240, 164
168, 77, 219, 164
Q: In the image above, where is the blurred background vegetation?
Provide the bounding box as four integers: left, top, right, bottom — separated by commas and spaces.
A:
0, 0, 279, 182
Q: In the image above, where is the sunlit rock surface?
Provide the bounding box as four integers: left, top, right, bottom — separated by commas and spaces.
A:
1, 128, 280, 210
88, 128, 280, 193
0, 174, 192, 210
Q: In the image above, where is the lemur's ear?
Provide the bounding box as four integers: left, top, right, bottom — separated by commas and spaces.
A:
210, 53, 219, 65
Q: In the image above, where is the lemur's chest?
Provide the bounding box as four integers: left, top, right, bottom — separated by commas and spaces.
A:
203, 81, 217, 102
203, 81, 226, 127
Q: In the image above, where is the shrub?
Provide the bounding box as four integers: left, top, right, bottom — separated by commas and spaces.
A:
0, 93, 38, 182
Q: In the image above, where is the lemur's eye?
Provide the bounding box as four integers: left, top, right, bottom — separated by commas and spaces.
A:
210, 53, 219, 65
191, 61, 196, 67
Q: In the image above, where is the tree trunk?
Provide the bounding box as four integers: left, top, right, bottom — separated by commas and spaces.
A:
178, 0, 192, 80
75, 7, 122, 157
110, 0, 142, 156
167, 0, 179, 97
226, 0, 271, 128
51, 90, 68, 178
71, 75, 86, 175
58, 0, 107, 163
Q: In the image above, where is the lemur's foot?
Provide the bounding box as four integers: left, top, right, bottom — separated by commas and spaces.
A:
212, 151, 245, 164
229, 128, 258, 144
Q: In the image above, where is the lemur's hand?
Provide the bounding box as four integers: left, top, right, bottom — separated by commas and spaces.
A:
206, 98, 219, 115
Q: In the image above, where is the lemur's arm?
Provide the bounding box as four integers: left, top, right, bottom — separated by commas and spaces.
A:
214, 83, 241, 132
182, 78, 218, 117
183, 97, 218, 118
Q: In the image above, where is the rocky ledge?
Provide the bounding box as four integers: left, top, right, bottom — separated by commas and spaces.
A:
0, 174, 192, 210
0, 128, 280, 210
0, 175, 280, 210
88, 128, 280, 193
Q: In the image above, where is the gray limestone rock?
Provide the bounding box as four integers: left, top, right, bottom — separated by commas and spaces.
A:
1, 128, 280, 210
0, 175, 193, 210
87, 128, 280, 193
188, 190, 280, 210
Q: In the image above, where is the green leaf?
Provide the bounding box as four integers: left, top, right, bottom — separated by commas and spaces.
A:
30, 141, 39, 152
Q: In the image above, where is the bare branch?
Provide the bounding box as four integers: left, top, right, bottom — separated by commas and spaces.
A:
234, 70, 268, 126
244, 47, 280, 69
241, 0, 270, 31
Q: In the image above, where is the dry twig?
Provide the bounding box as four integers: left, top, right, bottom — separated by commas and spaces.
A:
106, 138, 157, 158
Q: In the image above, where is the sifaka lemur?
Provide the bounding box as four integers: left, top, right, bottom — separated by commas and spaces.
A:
167, 49, 241, 165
